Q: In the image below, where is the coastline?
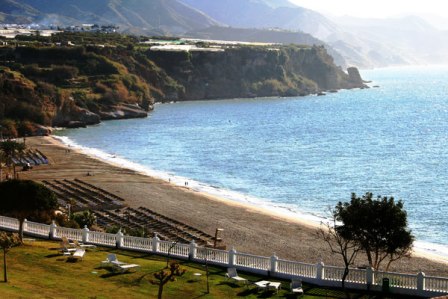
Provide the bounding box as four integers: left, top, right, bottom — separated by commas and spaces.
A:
20, 136, 448, 276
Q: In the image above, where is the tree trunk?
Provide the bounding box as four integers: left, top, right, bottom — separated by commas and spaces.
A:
3, 248, 7, 283
157, 284, 163, 299
18, 219, 24, 243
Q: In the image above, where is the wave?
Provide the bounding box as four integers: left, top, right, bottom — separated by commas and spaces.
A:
54, 135, 448, 261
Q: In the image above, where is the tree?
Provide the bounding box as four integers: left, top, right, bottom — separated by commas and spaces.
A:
0, 232, 21, 282
335, 192, 414, 271
318, 211, 361, 289
150, 261, 186, 299
72, 210, 96, 228
0, 180, 58, 241
0, 140, 26, 179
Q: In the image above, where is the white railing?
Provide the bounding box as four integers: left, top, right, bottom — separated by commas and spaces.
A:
0, 216, 19, 230
158, 241, 189, 258
196, 247, 229, 264
324, 266, 366, 284
55, 227, 83, 241
277, 259, 317, 278
87, 231, 116, 246
374, 271, 417, 289
0, 215, 446, 297
121, 235, 152, 252
235, 252, 270, 270
24, 220, 50, 237
425, 276, 448, 292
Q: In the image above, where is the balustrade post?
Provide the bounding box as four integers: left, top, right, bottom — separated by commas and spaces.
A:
152, 233, 160, 253
82, 225, 89, 243
49, 220, 57, 240
366, 267, 374, 289
417, 272, 426, 292
228, 247, 236, 267
316, 262, 325, 282
116, 230, 124, 249
23, 219, 28, 233
270, 253, 278, 274
189, 240, 197, 260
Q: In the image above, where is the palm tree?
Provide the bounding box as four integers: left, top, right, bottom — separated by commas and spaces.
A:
0, 140, 26, 179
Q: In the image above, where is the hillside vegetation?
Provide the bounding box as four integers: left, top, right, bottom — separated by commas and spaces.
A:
0, 32, 365, 137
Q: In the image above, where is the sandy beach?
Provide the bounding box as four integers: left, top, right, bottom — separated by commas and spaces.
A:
17, 136, 448, 276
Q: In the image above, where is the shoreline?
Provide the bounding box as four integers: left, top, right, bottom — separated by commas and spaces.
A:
54, 135, 326, 230
20, 136, 448, 276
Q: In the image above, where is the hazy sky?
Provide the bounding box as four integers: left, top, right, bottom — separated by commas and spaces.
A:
290, 0, 448, 18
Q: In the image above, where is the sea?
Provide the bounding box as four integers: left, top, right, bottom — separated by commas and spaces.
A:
55, 65, 448, 259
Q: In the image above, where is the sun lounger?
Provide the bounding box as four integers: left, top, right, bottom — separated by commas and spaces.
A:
225, 268, 248, 285
67, 248, 86, 261
290, 279, 304, 296
59, 237, 77, 255
73, 240, 97, 250
101, 254, 140, 273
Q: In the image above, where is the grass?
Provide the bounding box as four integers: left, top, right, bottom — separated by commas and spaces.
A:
0, 240, 414, 298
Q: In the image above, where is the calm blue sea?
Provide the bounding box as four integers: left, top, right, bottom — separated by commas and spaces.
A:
56, 66, 448, 257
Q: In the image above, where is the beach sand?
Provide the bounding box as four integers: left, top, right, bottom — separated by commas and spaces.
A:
18, 136, 448, 276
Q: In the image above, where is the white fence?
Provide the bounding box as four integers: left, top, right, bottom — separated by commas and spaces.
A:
2, 215, 448, 297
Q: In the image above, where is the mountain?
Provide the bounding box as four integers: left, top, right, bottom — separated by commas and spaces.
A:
181, 0, 448, 68
179, 0, 386, 67
0, 0, 220, 34
330, 15, 448, 65
181, 0, 335, 37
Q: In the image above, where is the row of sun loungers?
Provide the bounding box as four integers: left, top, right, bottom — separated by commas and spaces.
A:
42, 179, 125, 212
44, 179, 222, 247
12, 149, 48, 166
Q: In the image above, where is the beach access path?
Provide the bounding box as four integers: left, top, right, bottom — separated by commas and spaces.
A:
18, 136, 448, 277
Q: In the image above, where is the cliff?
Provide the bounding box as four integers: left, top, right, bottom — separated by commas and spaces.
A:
0, 33, 366, 137
147, 45, 365, 101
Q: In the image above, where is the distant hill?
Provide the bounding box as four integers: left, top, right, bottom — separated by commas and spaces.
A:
331, 15, 448, 66
181, 0, 335, 37
0, 0, 220, 34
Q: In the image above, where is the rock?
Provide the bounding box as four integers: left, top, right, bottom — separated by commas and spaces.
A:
34, 125, 52, 136
66, 121, 87, 128
77, 108, 101, 125
347, 67, 364, 85
99, 104, 148, 120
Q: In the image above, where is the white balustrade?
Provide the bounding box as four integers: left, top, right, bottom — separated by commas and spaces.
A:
375, 271, 417, 289
87, 231, 116, 246
277, 259, 317, 278
24, 221, 50, 237
235, 252, 270, 270
196, 247, 229, 264
158, 241, 189, 257
0, 214, 447, 297
121, 235, 152, 252
55, 227, 83, 241
425, 276, 448, 292
0, 215, 19, 231
323, 266, 367, 284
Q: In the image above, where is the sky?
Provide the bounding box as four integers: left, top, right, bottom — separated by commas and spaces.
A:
290, 0, 448, 19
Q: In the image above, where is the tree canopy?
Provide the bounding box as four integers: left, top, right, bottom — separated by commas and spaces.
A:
0, 140, 26, 179
0, 180, 58, 240
334, 192, 414, 270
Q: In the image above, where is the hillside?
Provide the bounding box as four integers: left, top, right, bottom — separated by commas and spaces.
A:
0, 32, 365, 137
0, 0, 220, 34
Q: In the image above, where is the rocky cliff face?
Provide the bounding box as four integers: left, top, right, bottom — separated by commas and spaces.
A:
147, 45, 366, 101
0, 40, 366, 136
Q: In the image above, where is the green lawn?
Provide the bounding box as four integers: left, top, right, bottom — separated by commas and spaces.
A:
0, 240, 411, 298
